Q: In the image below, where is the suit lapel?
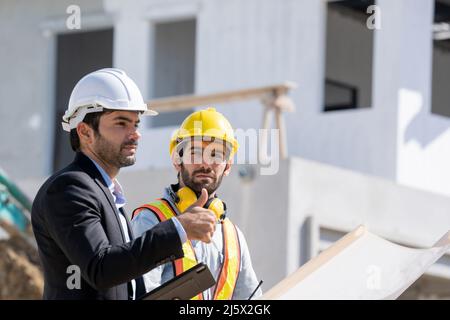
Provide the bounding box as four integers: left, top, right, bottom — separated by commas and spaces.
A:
120, 207, 135, 240
73, 152, 127, 243
94, 177, 127, 243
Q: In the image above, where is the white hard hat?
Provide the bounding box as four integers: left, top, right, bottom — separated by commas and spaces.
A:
61, 68, 157, 132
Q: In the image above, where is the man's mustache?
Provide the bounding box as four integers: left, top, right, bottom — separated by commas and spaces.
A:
121, 140, 139, 148
193, 168, 213, 175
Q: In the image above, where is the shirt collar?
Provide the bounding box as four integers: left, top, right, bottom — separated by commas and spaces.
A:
87, 155, 126, 208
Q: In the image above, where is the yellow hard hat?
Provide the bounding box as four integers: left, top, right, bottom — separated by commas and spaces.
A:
169, 107, 239, 158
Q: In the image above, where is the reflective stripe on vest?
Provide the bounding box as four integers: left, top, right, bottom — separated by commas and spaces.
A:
133, 199, 241, 300
213, 218, 241, 300
133, 199, 203, 300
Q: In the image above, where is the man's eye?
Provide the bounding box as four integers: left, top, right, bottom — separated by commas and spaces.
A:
116, 122, 126, 126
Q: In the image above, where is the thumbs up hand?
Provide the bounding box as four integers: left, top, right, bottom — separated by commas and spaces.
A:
177, 188, 216, 243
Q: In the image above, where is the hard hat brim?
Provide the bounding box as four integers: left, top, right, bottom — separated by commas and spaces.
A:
142, 109, 158, 116
170, 133, 239, 158
62, 105, 159, 132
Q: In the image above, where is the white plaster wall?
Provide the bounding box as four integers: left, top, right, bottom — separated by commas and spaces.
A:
0, 0, 106, 179
106, 0, 200, 170
192, 0, 399, 182
394, 0, 450, 197
287, 157, 450, 282
2, 0, 450, 201
397, 89, 450, 197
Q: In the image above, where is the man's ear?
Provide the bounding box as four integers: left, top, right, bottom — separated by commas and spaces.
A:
172, 152, 182, 173
77, 122, 93, 146
223, 160, 233, 176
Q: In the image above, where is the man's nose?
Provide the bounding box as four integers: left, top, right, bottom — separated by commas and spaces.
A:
201, 156, 214, 168
129, 127, 141, 141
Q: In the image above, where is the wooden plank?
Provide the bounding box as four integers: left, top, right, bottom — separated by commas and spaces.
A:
275, 108, 287, 159
147, 82, 297, 113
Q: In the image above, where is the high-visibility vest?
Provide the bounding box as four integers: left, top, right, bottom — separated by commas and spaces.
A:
133, 199, 241, 300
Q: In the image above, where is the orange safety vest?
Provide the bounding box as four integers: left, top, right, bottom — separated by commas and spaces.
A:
133, 199, 241, 300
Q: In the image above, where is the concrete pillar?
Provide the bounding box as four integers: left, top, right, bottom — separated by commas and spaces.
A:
105, 2, 151, 102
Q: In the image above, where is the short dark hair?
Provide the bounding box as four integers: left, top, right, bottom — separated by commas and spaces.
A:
69, 111, 108, 152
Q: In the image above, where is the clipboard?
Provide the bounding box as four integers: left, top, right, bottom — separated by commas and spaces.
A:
138, 263, 216, 300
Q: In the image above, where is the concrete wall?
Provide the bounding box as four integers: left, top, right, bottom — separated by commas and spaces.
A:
117, 0, 396, 184
295, 0, 450, 199
285, 157, 450, 287
0, 0, 105, 179
393, 1, 450, 197
397, 88, 450, 198
1, 0, 450, 205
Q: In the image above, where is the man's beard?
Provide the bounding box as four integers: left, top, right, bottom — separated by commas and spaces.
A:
94, 132, 138, 168
180, 165, 224, 197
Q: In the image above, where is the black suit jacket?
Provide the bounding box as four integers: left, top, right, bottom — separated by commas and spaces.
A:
31, 152, 183, 300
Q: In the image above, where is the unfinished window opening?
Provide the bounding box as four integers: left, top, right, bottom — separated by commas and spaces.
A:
431, 0, 450, 118
148, 19, 196, 128
53, 29, 113, 172
324, 0, 374, 112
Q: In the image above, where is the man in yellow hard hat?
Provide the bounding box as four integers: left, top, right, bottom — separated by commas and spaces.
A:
131, 107, 262, 300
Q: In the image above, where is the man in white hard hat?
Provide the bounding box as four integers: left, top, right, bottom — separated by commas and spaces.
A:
31, 68, 217, 300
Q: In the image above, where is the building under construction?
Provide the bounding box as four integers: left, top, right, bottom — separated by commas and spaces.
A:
1, 0, 450, 299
